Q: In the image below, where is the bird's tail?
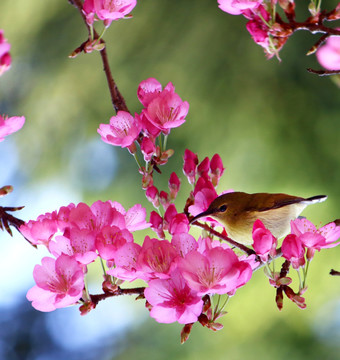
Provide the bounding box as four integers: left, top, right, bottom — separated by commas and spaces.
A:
303, 195, 327, 204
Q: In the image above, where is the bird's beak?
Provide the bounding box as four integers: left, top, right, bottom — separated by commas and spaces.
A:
189, 208, 215, 224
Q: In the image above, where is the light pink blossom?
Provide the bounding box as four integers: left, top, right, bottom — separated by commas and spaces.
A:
27, 255, 84, 312
98, 111, 141, 151
0, 115, 25, 142
107, 242, 143, 281
178, 247, 252, 296
218, 0, 263, 15
137, 78, 163, 107
316, 33, 340, 70
144, 269, 203, 324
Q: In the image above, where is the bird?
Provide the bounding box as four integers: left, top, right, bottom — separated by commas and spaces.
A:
190, 192, 327, 245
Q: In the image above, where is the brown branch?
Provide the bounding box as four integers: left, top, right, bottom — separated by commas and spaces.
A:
90, 286, 145, 305
68, 0, 129, 113
307, 68, 340, 76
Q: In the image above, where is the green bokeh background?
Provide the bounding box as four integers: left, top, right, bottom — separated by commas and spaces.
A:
1, 0, 340, 359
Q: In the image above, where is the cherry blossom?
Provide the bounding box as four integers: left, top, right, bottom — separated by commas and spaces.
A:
98, 111, 141, 152
144, 270, 203, 324
178, 247, 252, 296
218, 0, 263, 15
26, 255, 84, 312
316, 33, 340, 70
281, 234, 305, 269
252, 219, 277, 262
83, 0, 137, 27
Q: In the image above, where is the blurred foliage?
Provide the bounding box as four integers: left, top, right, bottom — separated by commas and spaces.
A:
1, 0, 340, 359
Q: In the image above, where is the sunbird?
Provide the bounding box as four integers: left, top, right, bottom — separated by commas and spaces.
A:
190, 192, 327, 245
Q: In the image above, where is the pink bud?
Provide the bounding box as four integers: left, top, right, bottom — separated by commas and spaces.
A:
183, 149, 198, 185
168, 172, 181, 200
149, 211, 165, 239
140, 136, 156, 162
210, 154, 225, 186
252, 219, 277, 262
281, 234, 305, 269
145, 186, 159, 208
197, 157, 210, 177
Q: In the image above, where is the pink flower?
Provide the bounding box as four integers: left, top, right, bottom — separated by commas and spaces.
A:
281, 234, 305, 269
290, 218, 340, 260
218, 0, 263, 15
20, 216, 58, 247
95, 225, 133, 260
168, 172, 181, 200
149, 211, 165, 239
210, 153, 225, 187
107, 242, 143, 281
110, 202, 151, 232
49, 228, 98, 265
171, 233, 198, 257
140, 136, 156, 162
168, 213, 190, 235
144, 269, 203, 324
137, 78, 163, 107
188, 177, 218, 220
316, 33, 340, 70
183, 149, 198, 185
0, 30, 11, 76
26, 255, 84, 312
178, 247, 252, 296
136, 236, 178, 281
0, 115, 25, 142
142, 82, 189, 135
98, 111, 141, 151
83, 0, 137, 26
252, 219, 277, 262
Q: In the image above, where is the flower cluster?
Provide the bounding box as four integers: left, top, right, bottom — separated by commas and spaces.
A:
0, 30, 11, 76
21, 200, 150, 311
217, 1, 340, 61
251, 218, 340, 309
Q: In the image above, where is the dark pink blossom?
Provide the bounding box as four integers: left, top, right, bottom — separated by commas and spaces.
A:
26, 255, 84, 312
183, 149, 198, 185
142, 82, 189, 135
0, 30, 11, 76
210, 153, 225, 187
168, 213, 190, 235
98, 111, 141, 151
168, 172, 181, 200
149, 211, 165, 239
144, 269, 203, 324
252, 219, 277, 262
140, 136, 156, 162
95, 225, 133, 260
281, 234, 305, 269
137, 77, 163, 107
0, 115, 25, 142
136, 236, 178, 281
178, 247, 252, 296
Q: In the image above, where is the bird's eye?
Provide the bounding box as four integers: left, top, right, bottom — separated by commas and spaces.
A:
219, 205, 227, 212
